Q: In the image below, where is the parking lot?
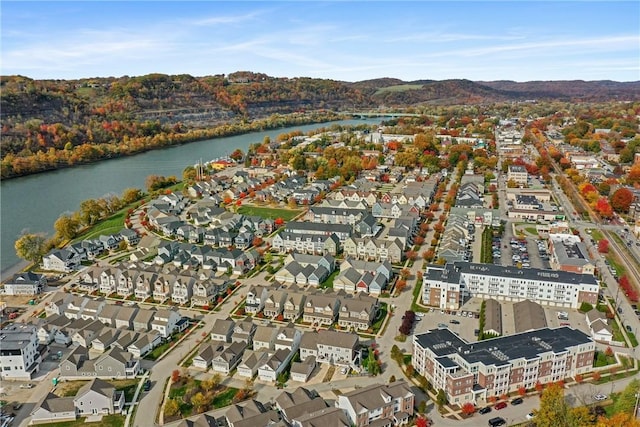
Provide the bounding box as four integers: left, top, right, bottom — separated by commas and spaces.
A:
411, 308, 480, 343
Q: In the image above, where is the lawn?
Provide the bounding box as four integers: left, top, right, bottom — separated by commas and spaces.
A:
237, 206, 302, 221
590, 229, 604, 242
369, 303, 388, 334
628, 330, 638, 348
609, 320, 626, 344
30, 416, 125, 427
411, 278, 427, 313
56, 379, 139, 401
320, 270, 339, 289
73, 210, 128, 242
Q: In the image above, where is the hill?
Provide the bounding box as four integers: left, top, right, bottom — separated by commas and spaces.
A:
2, 71, 639, 178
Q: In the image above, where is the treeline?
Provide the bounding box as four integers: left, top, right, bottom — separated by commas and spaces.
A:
14, 186, 148, 263
0, 110, 342, 179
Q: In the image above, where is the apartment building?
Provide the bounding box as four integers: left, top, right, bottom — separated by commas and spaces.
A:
412, 327, 594, 405
422, 262, 599, 310
507, 165, 528, 186
0, 324, 41, 380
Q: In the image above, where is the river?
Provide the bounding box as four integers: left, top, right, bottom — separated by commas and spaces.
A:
0, 118, 381, 278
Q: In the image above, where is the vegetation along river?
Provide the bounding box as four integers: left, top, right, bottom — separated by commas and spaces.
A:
0, 118, 381, 277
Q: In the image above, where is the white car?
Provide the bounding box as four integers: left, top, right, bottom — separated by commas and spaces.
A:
593, 394, 607, 401
526, 413, 535, 420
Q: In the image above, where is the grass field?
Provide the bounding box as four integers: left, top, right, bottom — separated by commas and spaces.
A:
237, 206, 302, 221
374, 84, 423, 95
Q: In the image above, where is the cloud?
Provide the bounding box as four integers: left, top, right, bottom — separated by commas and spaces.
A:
190, 11, 262, 27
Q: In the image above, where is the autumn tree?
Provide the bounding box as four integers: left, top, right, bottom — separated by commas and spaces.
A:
598, 239, 610, 253
230, 149, 244, 161
191, 392, 207, 412
595, 197, 613, 218
395, 279, 407, 293
596, 412, 640, 427
122, 188, 143, 205
461, 402, 476, 416
54, 214, 80, 240
171, 369, 180, 383
610, 188, 634, 213
15, 232, 48, 263
163, 399, 180, 417
415, 417, 428, 427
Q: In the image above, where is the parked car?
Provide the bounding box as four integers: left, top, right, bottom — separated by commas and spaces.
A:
450, 320, 460, 325
526, 412, 535, 420
494, 402, 507, 410
488, 416, 506, 426
19, 384, 33, 389
511, 397, 523, 405
437, 323, 448, 328
478, 407, 492, 415
593, 394, 607, 401
626, 325, 633, 333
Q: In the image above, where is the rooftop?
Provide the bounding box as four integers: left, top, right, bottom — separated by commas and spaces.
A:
415, 326, 593, 366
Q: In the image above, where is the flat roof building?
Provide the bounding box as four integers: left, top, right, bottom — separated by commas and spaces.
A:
422, 262, 599, 310
0, 324, 41, 380
412, 327, 594, 405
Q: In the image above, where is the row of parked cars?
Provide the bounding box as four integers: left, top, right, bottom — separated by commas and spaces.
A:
510, 238, 531, 268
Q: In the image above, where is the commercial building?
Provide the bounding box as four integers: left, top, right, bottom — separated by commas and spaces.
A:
422, 262, 599, 310
412, 327, 594, 405
548, 234, 595, 275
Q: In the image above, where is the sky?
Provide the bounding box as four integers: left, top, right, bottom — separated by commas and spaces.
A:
2, 1, 639, 82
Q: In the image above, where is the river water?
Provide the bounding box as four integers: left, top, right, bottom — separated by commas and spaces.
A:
0, 118, 381, 277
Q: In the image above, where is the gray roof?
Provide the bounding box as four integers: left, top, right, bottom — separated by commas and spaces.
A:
484, 299, 502, 335
340, 381, 413, 413
76, 378, 116, 400
36, 393, 76, 413
292, 407, 350, 427
300, 329, 359, 350
414, 326, 593, 366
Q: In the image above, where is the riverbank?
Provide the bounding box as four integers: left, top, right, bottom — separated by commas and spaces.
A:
1, 111, 346, 180
0, 117, 382, 279
1, 259, 30, 282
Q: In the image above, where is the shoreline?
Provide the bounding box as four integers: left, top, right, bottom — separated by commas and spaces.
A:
1, 259, 30, 282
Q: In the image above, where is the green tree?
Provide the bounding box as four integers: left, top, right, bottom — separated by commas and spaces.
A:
613, 379, 640, 415
54, 214, 80, 240
15, 233, 47, 263
436, 389, 448, 408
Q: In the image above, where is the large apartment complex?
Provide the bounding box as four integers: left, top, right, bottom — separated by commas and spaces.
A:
422, 262, 599, 310
412, 327, 594, 405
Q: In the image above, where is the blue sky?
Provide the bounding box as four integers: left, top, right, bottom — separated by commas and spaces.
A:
2, 1, 639, 82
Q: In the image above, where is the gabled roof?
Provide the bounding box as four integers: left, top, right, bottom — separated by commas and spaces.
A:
76, 378, 116, 400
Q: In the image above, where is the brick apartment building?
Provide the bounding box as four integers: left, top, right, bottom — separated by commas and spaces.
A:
412, 327, 594, 405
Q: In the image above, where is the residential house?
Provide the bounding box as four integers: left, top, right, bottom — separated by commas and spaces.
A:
337, 294, 379, 331
30, 393, 76, 424
263, 289, 288, 318
299, 329, 359, 366
336, 381, 415, 427
274, 324, 303, 352
114, 306, 139, 329
42, 249, 81, 272
71, 320, 104, 348
74, 378, 125, 416
290, 356, 316, 383
302, 293, 340, 326
210, 318, 235, 343
3, 272, 46, 296
245, 286, 269, 315
132, 309, 155, 332
127, 331, 162, 358
231, 320, 257, 345
151, 308, 182, 338
211, 341, 247, 374
97, 304, 121, 327
236, 350, 270, 379
282, 290, 306, 321
80, 299, 106, 321
257, 348, 294, 382
252, 325, 278, 351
